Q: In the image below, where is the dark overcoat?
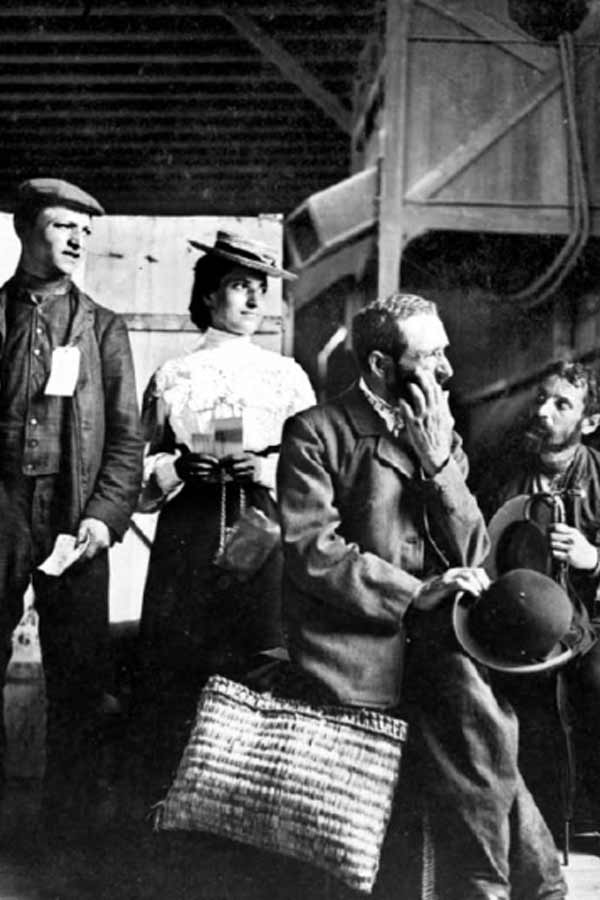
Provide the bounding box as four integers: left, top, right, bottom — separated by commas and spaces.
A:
276, 383, 489, 708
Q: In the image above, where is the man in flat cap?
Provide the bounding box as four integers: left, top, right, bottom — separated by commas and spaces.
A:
0, 178, 143, 826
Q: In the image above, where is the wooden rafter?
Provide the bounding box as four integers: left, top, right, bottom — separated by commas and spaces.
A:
0, 92, 306, 103
0, 133, 341, 146
217, 1, 352, 134
378, 0, 413, 297
0, 31, 361, 43
0, 4, 373, 16
0, 108, 336, 121
0, 74, 347, 86
0, 125, 337, 137
0, 53, 262, 64
0, 52, 357, 65
0, 164, 343, 175
403, 203, 600, 238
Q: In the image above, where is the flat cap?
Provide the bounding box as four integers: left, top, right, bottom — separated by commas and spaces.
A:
14, 177, 105, 218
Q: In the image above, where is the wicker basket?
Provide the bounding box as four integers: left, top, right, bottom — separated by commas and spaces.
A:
155, 675, 408, 894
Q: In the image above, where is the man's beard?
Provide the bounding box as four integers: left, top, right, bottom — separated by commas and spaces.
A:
393, 363, 449, 403
524, 422, 581, 457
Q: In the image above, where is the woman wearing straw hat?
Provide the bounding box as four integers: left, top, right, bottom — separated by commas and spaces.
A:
134, 231, 314, 790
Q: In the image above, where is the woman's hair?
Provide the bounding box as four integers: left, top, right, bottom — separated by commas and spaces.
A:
188, 254, 268, 332
188, 254, 236, 332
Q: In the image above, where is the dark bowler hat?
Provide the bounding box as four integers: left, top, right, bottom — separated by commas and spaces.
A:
188, 230, 297, 280
453, 569, 583, 674
14, 177, 105, 218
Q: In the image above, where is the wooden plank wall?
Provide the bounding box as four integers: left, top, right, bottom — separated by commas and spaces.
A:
354, 0, 600, 218
405, 3, 567, 209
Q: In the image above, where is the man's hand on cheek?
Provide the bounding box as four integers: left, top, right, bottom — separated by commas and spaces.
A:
400, 370, 454, 476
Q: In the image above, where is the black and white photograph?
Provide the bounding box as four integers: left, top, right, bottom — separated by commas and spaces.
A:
0, 2, 599, 898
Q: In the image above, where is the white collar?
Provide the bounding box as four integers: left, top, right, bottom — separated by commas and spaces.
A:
200, 327, 254, 352
359, 377, 405, 435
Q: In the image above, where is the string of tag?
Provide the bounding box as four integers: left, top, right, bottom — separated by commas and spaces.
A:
215, 469, 246, 560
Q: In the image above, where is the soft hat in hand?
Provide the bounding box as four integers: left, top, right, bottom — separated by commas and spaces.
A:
453, 568, 582, 674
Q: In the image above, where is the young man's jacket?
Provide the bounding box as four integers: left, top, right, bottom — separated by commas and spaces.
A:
0, 277, 143, 540
276, 382, 489, 709
499, 442, 600, 626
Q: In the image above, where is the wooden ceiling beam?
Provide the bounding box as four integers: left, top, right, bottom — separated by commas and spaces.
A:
2, 153, 343, 167
0, 137, 344, 150
0, 123, 334, 135
0, 91, 309, 103
0, 73, 348, 86
0, 164, 344, 176
0, 4, 371, 17
0, 53, 264, 65
0, 140, 345, 156
2, 160, 345, 174
0, 54, 355, 68
0, 94, 321, 106
217, 1, 351, 134
0, 108, 333, 121
0, 31, 361, 43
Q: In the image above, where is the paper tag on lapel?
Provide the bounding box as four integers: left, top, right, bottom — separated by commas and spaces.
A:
44, 346, 80, 396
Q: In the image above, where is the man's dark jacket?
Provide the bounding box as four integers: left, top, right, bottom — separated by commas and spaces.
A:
499, 442, 600, 623
276, 383, 489, 708
0, 278, 143, 540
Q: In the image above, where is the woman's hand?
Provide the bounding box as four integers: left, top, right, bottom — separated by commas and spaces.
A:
174, 449, 220, 483
222, 452, 261, 484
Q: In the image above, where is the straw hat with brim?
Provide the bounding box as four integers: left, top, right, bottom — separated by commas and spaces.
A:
453, 568, 583, 674
188, 230, 297, 280
484, 494, 554, 580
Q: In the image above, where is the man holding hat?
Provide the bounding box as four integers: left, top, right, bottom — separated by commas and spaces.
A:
277, 294, 566, 900
0, 178, 143, 823
485, 360, 600, 832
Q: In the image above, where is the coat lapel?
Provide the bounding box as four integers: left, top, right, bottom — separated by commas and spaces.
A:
67, 283, 95, 345
0, 285, 7, 358
341, 383, 417, 479
0, 278, 94, 351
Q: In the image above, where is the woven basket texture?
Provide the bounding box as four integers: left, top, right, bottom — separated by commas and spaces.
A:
156, 675, 408, 894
